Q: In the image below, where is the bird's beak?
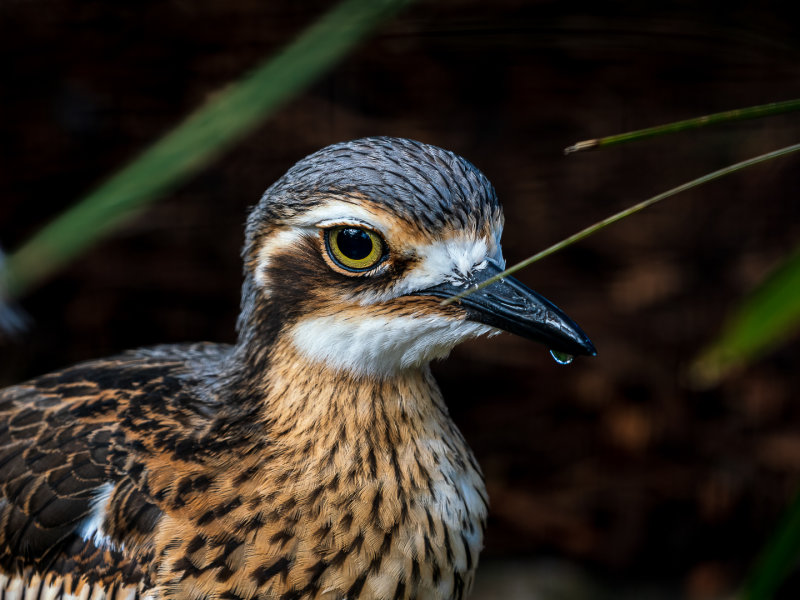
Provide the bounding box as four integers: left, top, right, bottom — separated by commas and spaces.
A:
414, 261, 597, 357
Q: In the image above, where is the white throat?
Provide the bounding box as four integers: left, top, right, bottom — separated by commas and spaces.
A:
289, 313, 494, 377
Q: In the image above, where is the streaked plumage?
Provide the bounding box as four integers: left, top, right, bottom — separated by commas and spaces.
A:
0, 137, 595, 600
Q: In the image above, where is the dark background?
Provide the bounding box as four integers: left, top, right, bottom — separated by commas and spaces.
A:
2, 1, 800, 597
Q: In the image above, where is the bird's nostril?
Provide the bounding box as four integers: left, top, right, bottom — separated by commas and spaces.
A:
486, 291, 528, 312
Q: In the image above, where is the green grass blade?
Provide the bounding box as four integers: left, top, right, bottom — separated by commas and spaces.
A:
442, 142, 800, 306
739, 488, 800, 600
565, 98, 800, 154
0, 0, 414, 298
691, 246, 800, 386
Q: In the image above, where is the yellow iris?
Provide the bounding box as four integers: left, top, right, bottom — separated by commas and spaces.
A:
325, 226, 385, 271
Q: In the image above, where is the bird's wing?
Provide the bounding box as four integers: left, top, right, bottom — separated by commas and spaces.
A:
0, 343, 229, 600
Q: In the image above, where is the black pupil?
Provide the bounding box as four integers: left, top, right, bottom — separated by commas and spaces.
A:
337, 228, 374, 260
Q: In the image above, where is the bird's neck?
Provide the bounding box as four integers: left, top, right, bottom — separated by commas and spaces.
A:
221, 338, 487, 599
227, 284, 453, 437
255, 337, 451, 438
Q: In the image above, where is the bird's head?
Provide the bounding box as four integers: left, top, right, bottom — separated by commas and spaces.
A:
237, 137, 595, 378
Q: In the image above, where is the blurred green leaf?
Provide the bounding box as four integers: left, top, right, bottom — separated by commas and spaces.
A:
691, 245, 800, 386
739, 488, 800, 600
0, 0, 414, 298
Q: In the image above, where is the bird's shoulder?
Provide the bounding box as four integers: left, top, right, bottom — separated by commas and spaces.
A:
0, 342, 233, 587
1, 341, 231, 423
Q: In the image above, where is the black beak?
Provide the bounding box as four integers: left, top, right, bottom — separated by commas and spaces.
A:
414, 261, 596, 358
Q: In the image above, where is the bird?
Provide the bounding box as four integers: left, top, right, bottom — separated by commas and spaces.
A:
0, 137, 595, 600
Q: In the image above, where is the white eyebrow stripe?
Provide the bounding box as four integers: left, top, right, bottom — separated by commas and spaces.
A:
290, 201, 389, 236
313, 218, 375, 230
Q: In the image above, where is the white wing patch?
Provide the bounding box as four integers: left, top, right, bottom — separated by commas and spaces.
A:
76, 482, 116, 550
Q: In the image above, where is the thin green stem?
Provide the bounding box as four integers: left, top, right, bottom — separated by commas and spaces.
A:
1, 0, 414, 298
442, 142, 800, 306
564, 99, 800, 154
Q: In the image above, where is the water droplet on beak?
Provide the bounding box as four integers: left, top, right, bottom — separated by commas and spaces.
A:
549, 349, 574, 365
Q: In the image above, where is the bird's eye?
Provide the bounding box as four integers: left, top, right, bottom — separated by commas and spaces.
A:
324, 226, 386, 271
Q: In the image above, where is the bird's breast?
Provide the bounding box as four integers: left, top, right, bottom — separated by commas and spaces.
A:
151, 417, 487, 600
141, 358, 489, 600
